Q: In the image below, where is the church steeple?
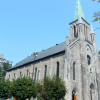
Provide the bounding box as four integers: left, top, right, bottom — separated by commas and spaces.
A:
74, 0, 85, 21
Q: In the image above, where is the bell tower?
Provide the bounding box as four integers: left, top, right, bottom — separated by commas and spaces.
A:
65, 0, 100, 100
69, 0, 91, 42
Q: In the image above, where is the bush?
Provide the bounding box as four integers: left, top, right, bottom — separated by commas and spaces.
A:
37, 76, 67, 100
11, 76, 38, 100
0, 79, 12, 99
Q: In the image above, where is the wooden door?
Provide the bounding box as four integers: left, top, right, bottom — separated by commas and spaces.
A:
13, 97, 17, 100
74, 95, 77, 100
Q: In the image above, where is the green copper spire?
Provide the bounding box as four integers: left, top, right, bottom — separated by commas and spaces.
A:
74, 0, 85, 21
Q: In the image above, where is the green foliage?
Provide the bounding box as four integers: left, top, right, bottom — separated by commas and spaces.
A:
0, 62, 11, 80
2, 62, 11, 77
92, 0, 100, 2
92, 0, 100, 22
37, 76, 67, 100
0, 66, 2, 72
11, 76, 38, 100
98, 51, 100, 56
0, 79, 12, 99
93, 11, 100, 22
0, 66, 3, 80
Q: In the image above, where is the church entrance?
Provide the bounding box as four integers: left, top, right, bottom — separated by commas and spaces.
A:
72, 90, 77, 100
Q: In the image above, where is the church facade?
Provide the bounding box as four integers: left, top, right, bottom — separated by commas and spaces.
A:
6, 0, 100, 100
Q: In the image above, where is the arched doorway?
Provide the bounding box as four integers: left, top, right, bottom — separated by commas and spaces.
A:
72, 90, 77, 100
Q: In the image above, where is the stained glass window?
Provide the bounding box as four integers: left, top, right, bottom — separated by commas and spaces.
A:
73, 62, 75, 80
37, 70, 40, 82
87, 55, 91, 65
44, 65, 47, 77
9, 75, 11, 81
20, 72, 22, 78
56, 62, 59, 77
14, 73, 16, 80
27, 70, 29, 78
34, 68, 37, 81
48, 66, 51, 77
74, 26, 76, 37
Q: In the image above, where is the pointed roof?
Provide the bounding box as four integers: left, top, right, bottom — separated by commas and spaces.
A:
77, 14, 83, 24
74, 0, 85, 21
91, 25, 95, 34
66, 33, 69, 37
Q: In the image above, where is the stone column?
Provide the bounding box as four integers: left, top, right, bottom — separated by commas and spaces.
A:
81, 60, 90, 100
96, 73, 100, 100
80, 40, 91, 100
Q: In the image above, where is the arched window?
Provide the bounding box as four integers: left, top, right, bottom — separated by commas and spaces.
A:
73, 62, 75, 80
9, 75, 11, 81
44, 65, 47, 77
27, 70, 29, 78
34, 68, 37, 81
48, 66, 51, 77
14, 73, 16, 79
87, 55, 91, 65
20, 72, 22, 78
74, 26, 76, 37
72, 90, 76, 100
56, 62, 59, 77
37, 70, 40, 82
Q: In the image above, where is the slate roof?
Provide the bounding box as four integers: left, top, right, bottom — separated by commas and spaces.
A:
8, 41, 66, 71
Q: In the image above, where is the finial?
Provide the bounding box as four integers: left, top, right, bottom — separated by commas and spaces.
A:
91, 25, 95, 34
77, 14, 83, 24
66, 33, 69, 45
66, 33, 69, 37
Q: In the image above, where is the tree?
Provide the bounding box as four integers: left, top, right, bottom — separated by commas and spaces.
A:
2, 62, 11, 78
0, 79, 12, 99
92, 0, 100, 22
11, 76, 38, 100
0, 66, 3, 80
37, 76, 67, 100
98, 51, 100, 56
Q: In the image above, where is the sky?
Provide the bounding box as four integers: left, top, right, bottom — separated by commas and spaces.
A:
0, 0, 100, 66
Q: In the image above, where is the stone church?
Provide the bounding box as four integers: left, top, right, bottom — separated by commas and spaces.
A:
6, 0, 100, 100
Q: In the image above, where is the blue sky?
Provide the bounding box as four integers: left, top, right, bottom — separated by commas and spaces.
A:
0, 0, 100, 66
